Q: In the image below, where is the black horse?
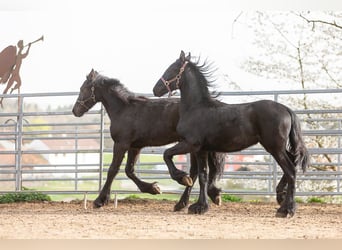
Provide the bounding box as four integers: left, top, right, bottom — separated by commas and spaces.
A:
153, 51, 309, 217
72, 69, 225, 210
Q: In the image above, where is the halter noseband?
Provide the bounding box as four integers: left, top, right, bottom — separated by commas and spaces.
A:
160, 61, 188, 97
77, 83, 96, 109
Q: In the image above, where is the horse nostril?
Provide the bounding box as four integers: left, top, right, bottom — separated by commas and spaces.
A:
72, 106, 82, 117
153, 84, 163, 97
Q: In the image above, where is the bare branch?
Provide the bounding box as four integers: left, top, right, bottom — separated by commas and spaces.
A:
231, 11, 243, 39
297, 13, 342, 30
263, 13, 297, 49
321, 63, 342, 88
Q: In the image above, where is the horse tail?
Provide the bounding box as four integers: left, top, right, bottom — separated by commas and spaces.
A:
208, 152, 225, 180
287, 108, 309, 173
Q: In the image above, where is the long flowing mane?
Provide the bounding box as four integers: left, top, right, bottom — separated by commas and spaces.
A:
93, 73, 147, 103
186, 57, 219, 101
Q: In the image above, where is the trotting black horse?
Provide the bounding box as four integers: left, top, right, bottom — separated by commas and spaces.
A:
72, 69, 225, 210
153, 51, 309, 217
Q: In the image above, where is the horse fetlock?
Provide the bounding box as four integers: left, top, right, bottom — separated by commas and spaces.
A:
276, 191, 287, 205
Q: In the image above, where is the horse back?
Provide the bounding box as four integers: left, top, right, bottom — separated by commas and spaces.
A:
110, 98, 181, 147
177, 99, 292, 152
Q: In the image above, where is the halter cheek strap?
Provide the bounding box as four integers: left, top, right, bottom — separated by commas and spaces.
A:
77, 84, 96, 109
161, 77, 172, 97
160, 61, 188, 97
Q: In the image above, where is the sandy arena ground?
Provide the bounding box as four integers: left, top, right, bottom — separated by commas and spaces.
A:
0, 198, 341, 239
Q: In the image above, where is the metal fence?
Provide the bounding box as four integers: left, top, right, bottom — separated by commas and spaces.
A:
1, 89, 342, 200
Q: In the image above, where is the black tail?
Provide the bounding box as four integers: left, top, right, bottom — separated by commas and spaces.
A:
208, 152, 225, 181
287, 108, 309, 173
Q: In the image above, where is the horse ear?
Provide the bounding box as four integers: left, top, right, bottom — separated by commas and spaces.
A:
87, 69, 93, 80
87, 69, 96, 81
186, 52, 191, 61
89, 69, 98, 81
180, 50, 186, 62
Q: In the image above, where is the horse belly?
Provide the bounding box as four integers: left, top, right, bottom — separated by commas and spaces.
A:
203, 127, 259, 153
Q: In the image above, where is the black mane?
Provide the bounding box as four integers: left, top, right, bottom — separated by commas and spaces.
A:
186, 58, 220, 100
94, 74, 147, 103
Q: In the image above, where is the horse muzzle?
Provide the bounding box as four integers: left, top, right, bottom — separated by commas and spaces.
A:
153, 80, 168, 97
72, 104, 85, 117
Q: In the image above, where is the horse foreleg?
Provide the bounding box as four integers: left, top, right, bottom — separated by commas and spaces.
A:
125, 148, 161, 195
163, 141, 197, 186
174, 153, 198, 211
94, 144, 126, 208
188, 151, 209, 215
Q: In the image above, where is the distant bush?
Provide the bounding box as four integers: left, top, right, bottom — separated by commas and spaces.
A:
0, 192, 51, 203
221, 194, 242, 202
295, 197, 305, 203
307, 197, 325, 204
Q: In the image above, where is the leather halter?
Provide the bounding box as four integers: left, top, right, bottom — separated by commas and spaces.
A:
76, 84, 96, 109
160, 61, 188, 97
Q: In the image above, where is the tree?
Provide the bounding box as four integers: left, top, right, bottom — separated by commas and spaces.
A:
234, 11, 342, 172
235, 11, 342, 90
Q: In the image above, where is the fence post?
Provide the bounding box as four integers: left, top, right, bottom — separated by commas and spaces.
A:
99, 104, 105, 192
15, 96, 24, 191
75, 125, 79, 191
337, 120, 341, 193
272, 93, 279, 195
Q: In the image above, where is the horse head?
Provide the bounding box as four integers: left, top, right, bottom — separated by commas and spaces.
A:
153, 50, 190, 97
72, 69, 99, 117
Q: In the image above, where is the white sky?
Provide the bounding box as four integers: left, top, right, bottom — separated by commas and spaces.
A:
0, 0, 340, 96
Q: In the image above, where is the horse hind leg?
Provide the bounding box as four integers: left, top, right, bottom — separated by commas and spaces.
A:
125, 148, 161, 195
275, 151, 295, 205
207, 152, 223, 206
276, 175, 287, 205
270, 150, 297, 218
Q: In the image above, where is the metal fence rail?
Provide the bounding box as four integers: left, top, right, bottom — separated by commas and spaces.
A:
1, 89, 342, 200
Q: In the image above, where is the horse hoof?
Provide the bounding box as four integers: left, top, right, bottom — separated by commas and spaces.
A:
93, 195, 109, 208
150, 182, 162, 195
93, 200, 104, 208
214, 196, 222, 206
182, 175, 193, 187
207, 187, 221, 205
188, 203, 209, 215
275, 211, 288, 218
174, 201, 187, 212
288, 211, 295, 218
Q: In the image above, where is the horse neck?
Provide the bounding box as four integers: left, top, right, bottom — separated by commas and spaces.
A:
99, 88, 126, 120
179, 69, 211, 110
